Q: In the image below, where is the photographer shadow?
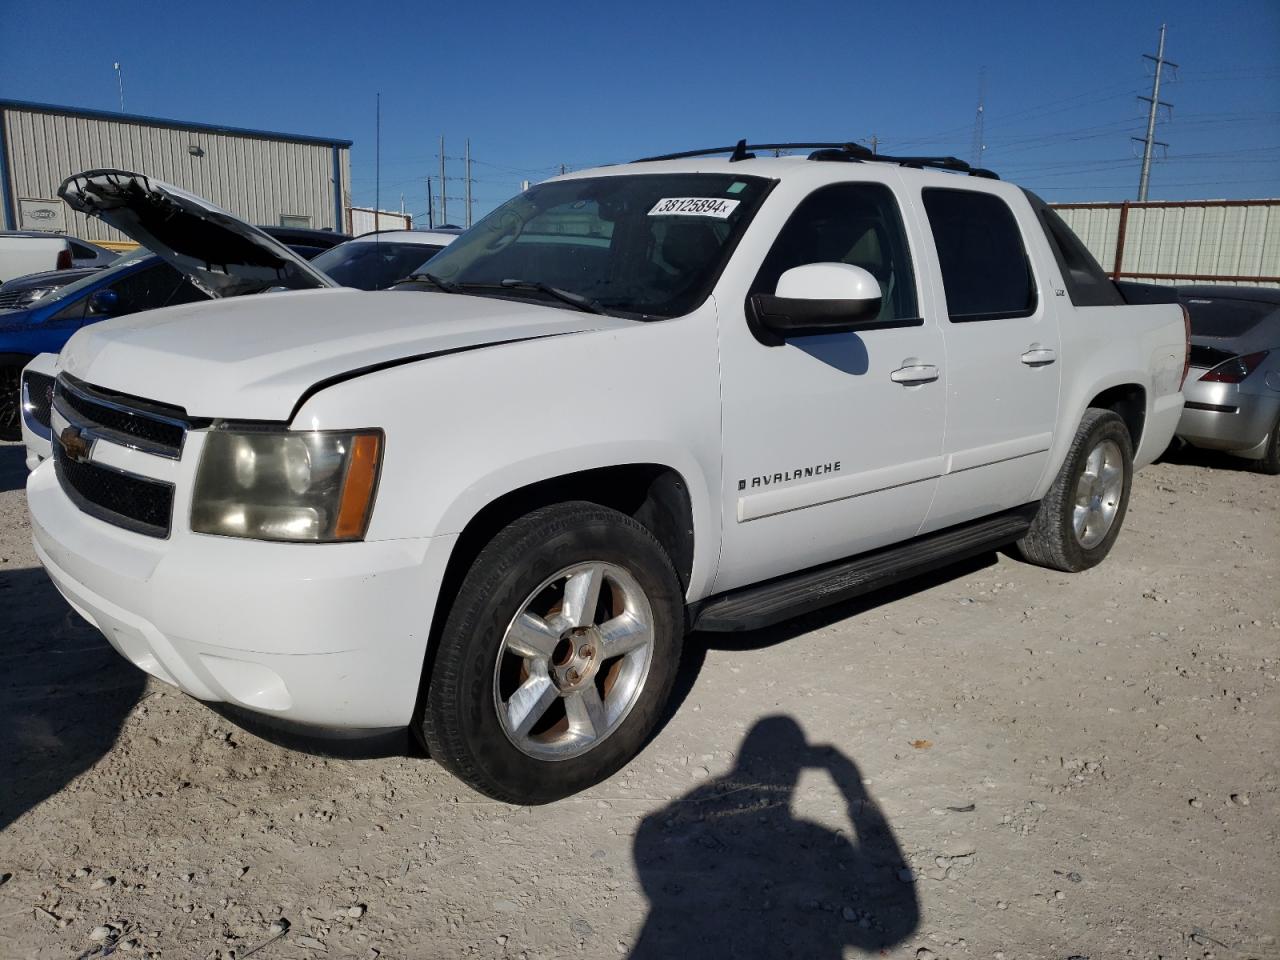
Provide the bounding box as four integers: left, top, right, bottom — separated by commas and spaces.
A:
630, 715, 918, 959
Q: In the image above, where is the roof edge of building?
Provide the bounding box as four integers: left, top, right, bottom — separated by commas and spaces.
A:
0, 98, 353, 149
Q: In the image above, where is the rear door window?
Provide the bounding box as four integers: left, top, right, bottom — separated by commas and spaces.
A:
922, 189, 1037, 322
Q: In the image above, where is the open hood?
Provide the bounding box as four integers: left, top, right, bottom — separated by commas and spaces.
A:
58, 169, 336, 298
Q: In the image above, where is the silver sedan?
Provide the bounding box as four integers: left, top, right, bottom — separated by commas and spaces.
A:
1176, 285, 1280, 473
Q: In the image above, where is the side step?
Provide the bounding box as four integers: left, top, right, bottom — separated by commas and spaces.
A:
691, 504, 1039, 632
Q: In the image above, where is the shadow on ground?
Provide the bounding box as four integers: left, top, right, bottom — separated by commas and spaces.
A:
0, 443, 27, 494
1158, 439, 1271, 474
0, 565, 145, 831
629, 715, 919, 958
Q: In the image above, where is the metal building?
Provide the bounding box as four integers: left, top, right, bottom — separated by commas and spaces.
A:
0, 99, 352, 243
1053, 199, 1280, 288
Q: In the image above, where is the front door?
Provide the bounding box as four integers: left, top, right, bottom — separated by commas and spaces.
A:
714, 178, 948, 594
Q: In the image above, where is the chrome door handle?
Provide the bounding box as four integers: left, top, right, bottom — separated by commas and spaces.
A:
1020, 346, 1057, 366
890, 363, 940, 385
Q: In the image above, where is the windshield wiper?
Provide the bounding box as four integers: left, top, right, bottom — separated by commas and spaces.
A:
497, 279, 608, 315
404, 271, 461, 293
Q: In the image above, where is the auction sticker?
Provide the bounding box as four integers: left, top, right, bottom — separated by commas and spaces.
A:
648, 197, 740, 218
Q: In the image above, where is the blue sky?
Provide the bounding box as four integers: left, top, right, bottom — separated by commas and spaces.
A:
2, 0, 1277, 221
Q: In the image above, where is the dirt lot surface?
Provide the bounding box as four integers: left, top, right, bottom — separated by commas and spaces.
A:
1, 439, 1276, 960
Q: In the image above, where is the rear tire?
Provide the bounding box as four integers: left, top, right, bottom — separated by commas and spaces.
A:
420, 501, 684, 803
1258, 415, 1280, 476
1016, 409, 1133, 572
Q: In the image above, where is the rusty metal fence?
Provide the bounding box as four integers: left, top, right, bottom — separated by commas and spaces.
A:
1051, 198, 1280, 288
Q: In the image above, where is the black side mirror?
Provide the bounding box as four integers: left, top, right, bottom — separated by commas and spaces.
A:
87, 289, 120, 316
748, 263, 883, 345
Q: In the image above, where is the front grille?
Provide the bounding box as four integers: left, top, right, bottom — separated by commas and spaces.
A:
52, 375, 188, 538
56, 375, 189, 458
54, 441, 175, 537
0, 289, 34, 309
22, 370, 54, 431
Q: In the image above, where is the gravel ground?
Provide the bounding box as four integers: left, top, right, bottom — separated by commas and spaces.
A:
0, 438, 1276, 960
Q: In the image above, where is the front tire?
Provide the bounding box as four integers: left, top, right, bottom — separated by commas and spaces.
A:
420, 501, 684, 803
1016, 409, 1134, 572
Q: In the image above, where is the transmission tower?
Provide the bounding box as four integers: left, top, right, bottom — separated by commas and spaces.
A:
1134, 24, 1177, 201
970, 68, 987, 169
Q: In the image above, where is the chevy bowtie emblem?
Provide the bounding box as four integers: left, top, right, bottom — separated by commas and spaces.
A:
60, 425, 93, 463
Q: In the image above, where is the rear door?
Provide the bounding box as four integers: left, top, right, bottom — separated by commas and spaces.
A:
912, 186, 1062, 533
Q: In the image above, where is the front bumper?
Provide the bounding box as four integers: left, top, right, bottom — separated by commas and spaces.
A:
28, 460, 456, 730
1177, 369, 1280, 458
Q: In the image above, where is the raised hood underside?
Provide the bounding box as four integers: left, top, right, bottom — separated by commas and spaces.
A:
59, 169, 335, 298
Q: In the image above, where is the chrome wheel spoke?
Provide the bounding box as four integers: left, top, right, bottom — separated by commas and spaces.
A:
507, 669, 559, 739
598, 613, 651, 659
561, 564, 605, 628
505, 612, 560, 662
565, 685, 608, 740
1084, 445, 1104, 478
494, 560, 656, 761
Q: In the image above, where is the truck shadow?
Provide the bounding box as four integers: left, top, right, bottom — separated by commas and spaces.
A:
0, 565, 146, 832
629, 715, 919, 958
665, 552, 997, 724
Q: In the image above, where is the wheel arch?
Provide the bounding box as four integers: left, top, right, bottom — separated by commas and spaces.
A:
1087, 382, 1146, 450
413, 462, 703, 732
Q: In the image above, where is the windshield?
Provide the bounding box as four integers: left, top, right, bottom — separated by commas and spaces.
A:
411, 174, 772, 318
310, 240, 444, 290
38, 247, 153, 304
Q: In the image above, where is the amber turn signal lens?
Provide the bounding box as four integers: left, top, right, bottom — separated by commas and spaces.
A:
335, 433, 382, 539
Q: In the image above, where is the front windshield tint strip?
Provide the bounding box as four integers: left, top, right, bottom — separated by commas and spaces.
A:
413, 174, 776, 320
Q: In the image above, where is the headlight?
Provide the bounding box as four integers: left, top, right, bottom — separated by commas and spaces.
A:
191, 429, 382, 542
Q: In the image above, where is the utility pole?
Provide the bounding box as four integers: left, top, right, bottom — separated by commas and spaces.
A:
426, 177, 434, 228
374, 93, 381, 230
464, 138, 472, 228
1135, 24, 1176, 201
439, 136, 447, 226
970, 67, 987, 169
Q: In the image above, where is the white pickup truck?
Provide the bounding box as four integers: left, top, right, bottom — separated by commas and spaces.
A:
29, 148, 1188, 803
0, 231, 74, 284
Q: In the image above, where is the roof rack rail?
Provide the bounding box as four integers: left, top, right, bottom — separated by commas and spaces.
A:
633, 139, 999, 179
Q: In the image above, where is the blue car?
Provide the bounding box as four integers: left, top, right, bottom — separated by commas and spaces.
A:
0, 249, 209, 438
0, 219, 351, 439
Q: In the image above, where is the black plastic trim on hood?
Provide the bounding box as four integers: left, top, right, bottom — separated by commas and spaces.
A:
286, 332, 576, 423
58, 169, 334, 299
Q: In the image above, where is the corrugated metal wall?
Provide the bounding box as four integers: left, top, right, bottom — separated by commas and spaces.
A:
3, 105, 349, 242
1053, 200, 1280, 288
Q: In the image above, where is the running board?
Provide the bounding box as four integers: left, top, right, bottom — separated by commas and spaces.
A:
691, 503, 1039, 632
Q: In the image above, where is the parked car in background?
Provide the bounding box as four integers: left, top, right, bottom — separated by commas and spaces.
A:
308, 229, 461, 290
0, 266, 100, 311
1176, 285, 1280, 473
1, 215, 345, 439
0, 232, 73, 284
63, 236, 119, 269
